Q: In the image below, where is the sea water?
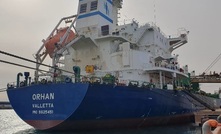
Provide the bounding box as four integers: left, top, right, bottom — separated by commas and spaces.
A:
0, 110, 201, 134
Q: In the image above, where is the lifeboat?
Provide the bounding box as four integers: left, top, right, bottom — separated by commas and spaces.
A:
44, 27, 75, 58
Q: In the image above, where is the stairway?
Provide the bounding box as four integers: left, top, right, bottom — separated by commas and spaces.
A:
182, 90, 215, 111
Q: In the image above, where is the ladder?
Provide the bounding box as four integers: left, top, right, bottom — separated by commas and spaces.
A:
182, 90, 215, 111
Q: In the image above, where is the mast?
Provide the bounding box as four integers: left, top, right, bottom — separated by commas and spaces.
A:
112, 0, 123, 26
76, 0, 123, 36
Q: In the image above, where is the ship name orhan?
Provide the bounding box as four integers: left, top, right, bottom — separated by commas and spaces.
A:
32, 93, 55, 115
32, 93, 54, 100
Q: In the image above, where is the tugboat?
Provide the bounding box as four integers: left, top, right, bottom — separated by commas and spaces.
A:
6, 0, 218, 131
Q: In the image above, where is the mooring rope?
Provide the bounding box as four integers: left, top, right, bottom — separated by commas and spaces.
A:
0, 50, 75, 75
0, 88, 7, 92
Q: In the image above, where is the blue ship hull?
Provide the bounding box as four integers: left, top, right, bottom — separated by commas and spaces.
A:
7, 83, 205, 130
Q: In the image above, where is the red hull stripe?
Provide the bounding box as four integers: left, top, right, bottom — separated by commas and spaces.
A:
25, 114, 194, 131
25, 120, 63, 130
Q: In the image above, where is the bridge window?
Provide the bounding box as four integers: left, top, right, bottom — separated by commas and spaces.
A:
90, 1, 98, 11
80, 3, 87, 14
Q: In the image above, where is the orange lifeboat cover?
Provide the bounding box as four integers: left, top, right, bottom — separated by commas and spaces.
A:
44, 27, 75, 58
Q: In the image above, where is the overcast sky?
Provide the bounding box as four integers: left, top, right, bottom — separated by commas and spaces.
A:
0, 0, 221, 100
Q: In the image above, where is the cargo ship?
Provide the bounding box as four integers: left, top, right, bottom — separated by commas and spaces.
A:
6, 0, 221, 131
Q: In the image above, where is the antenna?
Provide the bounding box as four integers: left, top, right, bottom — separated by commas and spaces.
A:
154, 0, 157, 25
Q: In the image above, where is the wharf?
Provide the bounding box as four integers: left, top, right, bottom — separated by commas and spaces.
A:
0, 102, 12, 109
194, 109, 221, 126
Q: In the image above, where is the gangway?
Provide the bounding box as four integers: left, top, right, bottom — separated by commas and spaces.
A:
182, 90, 215, 111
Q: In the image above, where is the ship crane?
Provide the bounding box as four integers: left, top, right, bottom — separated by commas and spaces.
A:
191, 52, 221, 83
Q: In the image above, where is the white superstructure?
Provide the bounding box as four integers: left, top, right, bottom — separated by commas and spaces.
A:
36, 0, 189, 89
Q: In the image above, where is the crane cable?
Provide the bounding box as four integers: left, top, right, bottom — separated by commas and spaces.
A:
0, 50, 75, 75
204, 53, 221, 74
